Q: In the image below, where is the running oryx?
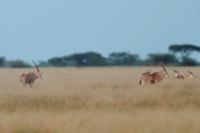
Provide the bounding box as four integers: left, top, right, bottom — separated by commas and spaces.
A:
20, 61, 43, 87
172, 69, 184, 79
139, 63, 169, 85
187, 71, 195, 79
172, 69, 195, 80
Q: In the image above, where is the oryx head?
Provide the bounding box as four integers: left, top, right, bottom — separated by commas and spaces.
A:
188, 70, 195, 78
159, 62, 169, 77
172, 69, 179, 74
32, 61, 43, 80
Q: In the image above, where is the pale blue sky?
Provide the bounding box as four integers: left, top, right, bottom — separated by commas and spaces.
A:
0, 0, 200, 61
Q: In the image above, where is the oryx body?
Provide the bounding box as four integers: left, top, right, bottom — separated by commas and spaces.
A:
139, 63, 169, 85
172, 70, 194, 80
20, 61, 43, 87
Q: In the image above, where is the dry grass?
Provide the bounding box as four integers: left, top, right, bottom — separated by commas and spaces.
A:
0, 67, 200, 133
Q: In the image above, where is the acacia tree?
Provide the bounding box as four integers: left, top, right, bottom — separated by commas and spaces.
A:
0, 57, 6, 67
169, 44, 200, 66
8, 60, 31, 68
66, 52, 106, 66
147, 53, 178, 65
108, 52, 140, 66
169, 44, 200, 58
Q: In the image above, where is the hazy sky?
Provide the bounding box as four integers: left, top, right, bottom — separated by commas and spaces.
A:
0, 0, 200, 61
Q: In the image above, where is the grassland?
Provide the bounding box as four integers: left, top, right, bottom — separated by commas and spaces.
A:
0, 67, 200, 133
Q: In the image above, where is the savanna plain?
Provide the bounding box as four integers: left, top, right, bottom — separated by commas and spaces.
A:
0, 67, 200, 133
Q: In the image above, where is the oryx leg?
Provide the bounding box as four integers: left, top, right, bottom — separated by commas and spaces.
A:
29, 83, 32, 87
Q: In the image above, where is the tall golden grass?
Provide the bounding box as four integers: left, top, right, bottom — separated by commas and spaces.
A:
0, 67, 199, 133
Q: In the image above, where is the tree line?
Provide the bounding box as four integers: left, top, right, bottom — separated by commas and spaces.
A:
1, 44, 200, 68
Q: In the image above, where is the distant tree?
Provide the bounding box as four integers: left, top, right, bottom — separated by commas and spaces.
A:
180, 57, 199, 66
108, 52, 140, 66
169, 44, 200, 58
0, 57, 6, 67
65, 54, 86, 66
38, 61, 50, 67
147, 53, 178, 65
8, 60, 31, 68
66, 52, 106, 66
48, 57, 66, 66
